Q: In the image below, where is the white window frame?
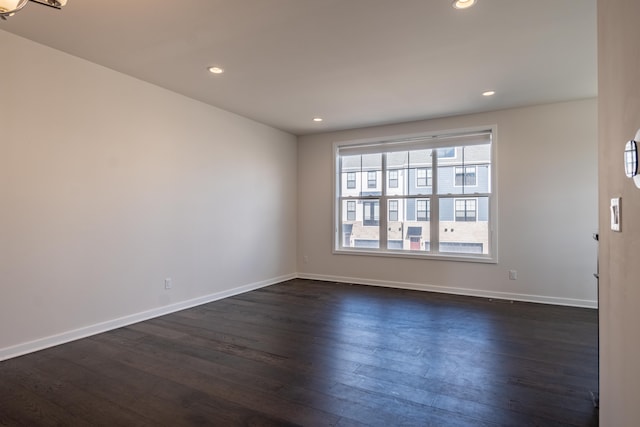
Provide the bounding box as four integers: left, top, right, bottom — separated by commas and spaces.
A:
454, 166, 478, 187
416, 198, 430, 221
389, 199, 399, 221
388, 170, 399, 188
454, 198, 477, 222
346, 200, 356, 221
416, 168, 432, 187
346, 172, 356, 189
363, 200, 379, 226
333, 126, 497, 263
367, 171, 377, 188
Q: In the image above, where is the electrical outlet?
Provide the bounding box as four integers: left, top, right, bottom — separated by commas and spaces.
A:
164, 278, 172, 289
303, 255, 309, 264
508, 270, 517, 280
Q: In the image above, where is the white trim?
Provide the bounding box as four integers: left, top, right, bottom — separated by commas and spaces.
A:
0, 273, 296, 362
346, 172, 357, 189
336, 128, 492, 156
388, 169, 399, 189
453, 165, 478, 188
333, 125, 497, 263
454, 196, 478, 222
334, 246, 496, 263
416, 198, 430, 221
415, 167, 432, 187
1, 271, 597, 361
297, 273, 598, 309
346, 200, 356, 221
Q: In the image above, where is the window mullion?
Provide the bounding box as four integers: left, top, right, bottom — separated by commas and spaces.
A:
380, 154, 388, 249
336, 155, 343, 242
430, 150, 439, 254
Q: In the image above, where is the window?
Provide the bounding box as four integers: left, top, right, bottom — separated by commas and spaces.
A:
416, 168, 432, 187
455, 166, 477, 186
438, 147, 456, 158
367, 171, 377, 188
388, 170, 399, 188
346, 200, 356, 221
347, 172, 356, 189
363, 201, 379, 226
335, 128, 495, 261
416, 199, 430, 221
455, 199, 477, 222
389, 200, 399, 221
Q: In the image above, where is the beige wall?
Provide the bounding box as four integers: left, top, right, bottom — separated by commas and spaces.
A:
298, 99, 598, 306
598, 0, 640, 424
0, 31, 297, 358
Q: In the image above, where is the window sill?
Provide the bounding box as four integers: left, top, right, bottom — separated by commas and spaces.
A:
333, 248, 497, 264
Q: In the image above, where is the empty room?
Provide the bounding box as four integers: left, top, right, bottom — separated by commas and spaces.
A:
1, 0, 639, 426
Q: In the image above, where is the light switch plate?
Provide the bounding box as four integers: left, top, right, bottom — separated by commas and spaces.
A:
610, 197, 621, 232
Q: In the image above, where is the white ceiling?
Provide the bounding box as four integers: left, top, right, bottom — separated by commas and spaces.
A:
1, 0, 597, 136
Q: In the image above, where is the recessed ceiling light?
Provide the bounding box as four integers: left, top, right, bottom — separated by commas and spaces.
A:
313, 117, 323, 122
452, 0, 476, 9
208, 66, 224, 74
482, 90, 496, 97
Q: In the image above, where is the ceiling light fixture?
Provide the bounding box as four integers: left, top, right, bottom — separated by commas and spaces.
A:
313, 117, 323, 122
482, 90, 496, 97
0, 0, 67, 20
452, 0, 476, 10
208, 66, 224, 75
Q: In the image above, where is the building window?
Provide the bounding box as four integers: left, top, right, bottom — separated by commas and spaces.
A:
346, 201, 356, 221
363, 201, 379, 226
438, 147, 456, 158
455, 166, 477, 186
346, 172, 356, 189
416, 168, 432, 187
416, 199, 430, 221
389, 170, 399, 188
455, 198, 477, 222
367, 171, 377, 188
389, 200, 399, 221
335, 127, 495, 261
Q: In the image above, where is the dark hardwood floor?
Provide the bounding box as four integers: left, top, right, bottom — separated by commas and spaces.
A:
0, 279, 598, 426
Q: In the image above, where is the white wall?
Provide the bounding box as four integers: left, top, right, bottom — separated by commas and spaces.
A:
0, 30, 297, 359
298, 99, 598, 307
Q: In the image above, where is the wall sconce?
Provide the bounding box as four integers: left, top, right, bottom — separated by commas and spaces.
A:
0, 0, 67, 20
625, 129, 640, 189
624, 140, 637, 178
452, 0, 477, 9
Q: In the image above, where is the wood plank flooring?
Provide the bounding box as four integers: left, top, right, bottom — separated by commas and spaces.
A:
0, 279, 599, 426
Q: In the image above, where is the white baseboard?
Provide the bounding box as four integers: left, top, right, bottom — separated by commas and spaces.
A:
296, 273, 598, 309
0, 271, 596, 361
0, 273, 296, 362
